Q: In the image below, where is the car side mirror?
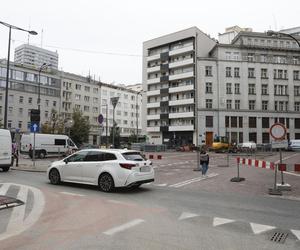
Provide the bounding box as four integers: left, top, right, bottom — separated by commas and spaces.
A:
64, 158, 69, 164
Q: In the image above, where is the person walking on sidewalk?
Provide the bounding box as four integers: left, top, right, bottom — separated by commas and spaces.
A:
12, 142, 19, 167
200, 148, 209, 177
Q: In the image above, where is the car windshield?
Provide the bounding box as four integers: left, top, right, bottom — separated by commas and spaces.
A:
122, 152, 146, 161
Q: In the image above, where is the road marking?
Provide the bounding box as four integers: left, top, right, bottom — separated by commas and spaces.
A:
107, 200, 134, 206
0, 183, 10, 195
284, 172, 300, 177
154, 183, 167, 187
274, 153, 299, 164
178, 212, 199, 220
169, 173, 219, 188
0, 183, 45, 241
213, 217, 235, 227
60, 191, 85, 197
291, 229, 300, 240
250, 223, 275, 234
103, 219, 144, 236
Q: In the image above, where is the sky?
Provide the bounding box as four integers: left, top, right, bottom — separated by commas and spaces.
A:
0, 0, 299, 85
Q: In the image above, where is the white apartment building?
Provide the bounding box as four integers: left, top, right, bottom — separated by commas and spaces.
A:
14, 44, 59, 70
61, 73, 142, 145
0, 61, 61, 132
143, 27, 300, 147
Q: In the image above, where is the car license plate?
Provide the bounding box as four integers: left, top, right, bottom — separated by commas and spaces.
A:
140, 166, 150, 172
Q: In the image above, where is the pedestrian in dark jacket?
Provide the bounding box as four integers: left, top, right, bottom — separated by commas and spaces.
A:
200, 148, 209, 176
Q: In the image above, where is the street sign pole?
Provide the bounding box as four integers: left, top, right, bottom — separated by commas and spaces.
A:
33, 131, 36, 168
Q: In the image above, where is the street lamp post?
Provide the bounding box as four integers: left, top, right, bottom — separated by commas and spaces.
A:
0, 20, 37, 129
110, 97, 119, 148
267, 30, 300, 47
101, 104, 109, 148
38, 63, 51, 111
136, 91, 142, 143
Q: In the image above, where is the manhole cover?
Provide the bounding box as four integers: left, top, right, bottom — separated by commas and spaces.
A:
269, 231, 288, 244
0, 195, 24, 210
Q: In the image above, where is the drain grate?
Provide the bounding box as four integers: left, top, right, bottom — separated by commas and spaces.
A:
269, 231, 288, 244
0, 195, 24, 210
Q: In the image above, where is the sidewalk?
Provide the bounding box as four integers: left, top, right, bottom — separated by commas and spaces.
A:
11, 154, 60, 172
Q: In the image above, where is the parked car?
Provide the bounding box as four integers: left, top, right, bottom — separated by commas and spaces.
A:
288, 140, 300, 151
47, 149, 154, 192
0, 129, 12, 172
238, 142, 256, 152
21, 133, 77, 159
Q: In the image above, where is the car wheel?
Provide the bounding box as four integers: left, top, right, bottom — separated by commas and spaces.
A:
98, 173, 115, 192
39, 150, 46, 159
1, 167, 10, 172
49, 169, 61, 185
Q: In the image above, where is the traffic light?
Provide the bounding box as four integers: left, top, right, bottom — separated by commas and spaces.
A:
30, 109, 40, 123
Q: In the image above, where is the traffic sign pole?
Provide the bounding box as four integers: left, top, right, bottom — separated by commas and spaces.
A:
32, 131, 36, 168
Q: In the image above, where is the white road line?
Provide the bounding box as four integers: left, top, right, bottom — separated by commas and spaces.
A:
107, 200, 133, 206
60, 191, 85, 197
250, 223, 276, 234
178, 212, 199, 220
154, 183, 168, 187
170, 173, 219, 188
169, 177, 205, 188
103, 219, 145, 236
274, 153, 299, 164
291, 229, 300, 240
284, 172, 300, 177
213, 217, 235, 227
6, 186, 29, 232
0, 183, 10, 195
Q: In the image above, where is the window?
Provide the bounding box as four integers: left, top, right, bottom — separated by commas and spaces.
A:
295, 102, 300, 111
234, 83, 240, 94
262, 117, 269, 128
231, 117, 237, 128
93, 97, 98, 103
226, 83, 232, 94
261, 85, 268, 95
232, 52, 239, 60
235, 100, 240, 110
75, 94, 81, 100
84, 106, 90, 112
205, 116, 213, 127
28, 97, 32, 104
262, 133, 270, 143
295, 118, 300, 129
103, 153, 117, 161
45, 100, 49, 107
206, 99, 212, 109
67, 151, 89, 162
93, 107, 98, 113
261, 68, 268, 78
262, 101, 268, 110
249, 117, 257, 128
247, 53, 255, 62
225, 67, 231, 77
84, 96, 90, 102
249, 133, 257, 143
249, 100, 255, 110
19, 108, 23, 115
294, 70, 300, 80
206, 82, 212, 93
75, 84, 81, 90
205, 66, 212, 76
248, 68, 255, 78
225, 52, 231, 60
53, 101, 56, 107
234, 67, 240, 77
85, 151, 104, 161
275, 101, 288, 111
248, 84, 256, 95
55, 139, 66, 146
93, 88, 98, 94
295, 86, 300, 96
260, 54, 267, 63
84, 86, 90, 92
226, 100, 232, 109
274, 85, 288, 95
19, 96, 23, 103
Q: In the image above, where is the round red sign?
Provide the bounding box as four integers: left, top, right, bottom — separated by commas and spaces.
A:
270, 123, 286, 140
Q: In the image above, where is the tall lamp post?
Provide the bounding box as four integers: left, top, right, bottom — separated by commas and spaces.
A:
136, 91, 142, 143
101, 104, 109, 148
38, 63, 51, 111
110, 97, 119, 148
0, 20, 38, 129
267, 30, 300, 48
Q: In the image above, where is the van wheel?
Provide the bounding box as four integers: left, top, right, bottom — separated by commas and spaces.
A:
98, 173, 114, 192
39, 150, 46, 159
49, 169, 61, 185
1, 167, 10, 172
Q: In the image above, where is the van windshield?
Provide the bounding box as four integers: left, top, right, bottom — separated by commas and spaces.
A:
68, 139, 75, 147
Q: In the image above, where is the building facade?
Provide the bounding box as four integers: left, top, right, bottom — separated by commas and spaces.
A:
143, 27, 300, 146
14, 44, 59, 70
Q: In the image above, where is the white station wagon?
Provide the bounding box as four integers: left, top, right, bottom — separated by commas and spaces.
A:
47, 149, 154, 192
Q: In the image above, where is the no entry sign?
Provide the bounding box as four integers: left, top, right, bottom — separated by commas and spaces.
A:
270, 123, 286, 140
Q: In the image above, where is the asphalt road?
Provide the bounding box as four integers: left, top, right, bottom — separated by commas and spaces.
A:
1, 152, 300, 250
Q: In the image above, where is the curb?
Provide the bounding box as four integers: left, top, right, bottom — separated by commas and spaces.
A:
11, 167, 47, 173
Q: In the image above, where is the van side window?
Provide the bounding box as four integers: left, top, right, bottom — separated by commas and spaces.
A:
55, 139, 66, 146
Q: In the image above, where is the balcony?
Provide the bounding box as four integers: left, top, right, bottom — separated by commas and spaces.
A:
147, 102, 160, 108
169, 58, 194, 69
169, 125, 194, 131
147, 127, 160, 132
147, 54, 160, 62
147, 66, 160, 73
169, 84, 194, 93
169, 98, 194, 106
169, 112, 194, 119
169, 71, 194, 81
147, 114, 160, 120
169, 45, 194, 56
147, 77, 160, 84
147, 89, 160, 96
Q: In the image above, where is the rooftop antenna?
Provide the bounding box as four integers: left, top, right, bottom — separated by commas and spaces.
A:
41, 29, 44, 48
272, 13, 278, 31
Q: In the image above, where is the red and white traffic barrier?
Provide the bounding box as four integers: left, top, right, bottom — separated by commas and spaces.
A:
236, 158, 300, 172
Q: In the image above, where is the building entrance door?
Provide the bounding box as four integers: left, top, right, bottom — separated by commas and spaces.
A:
206, 132, 213, 146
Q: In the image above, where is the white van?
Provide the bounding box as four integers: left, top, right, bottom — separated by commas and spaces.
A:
288, 140, 300, 151
21, 133, 78, 158
0, 129, 12, 172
